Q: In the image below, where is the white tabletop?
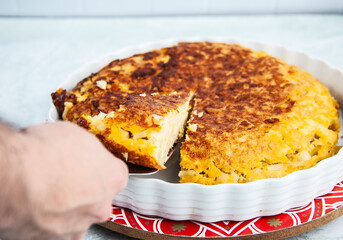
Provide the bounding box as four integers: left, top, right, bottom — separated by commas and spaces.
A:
0, 14, 342, 239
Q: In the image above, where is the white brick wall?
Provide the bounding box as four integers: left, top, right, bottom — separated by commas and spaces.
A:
0, 0, 342, 16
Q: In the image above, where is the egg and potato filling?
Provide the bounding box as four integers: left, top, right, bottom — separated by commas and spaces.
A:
79, 92, 193, 169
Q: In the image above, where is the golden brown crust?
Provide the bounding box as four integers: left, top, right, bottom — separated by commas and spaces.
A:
53, 42, 293, 131
51, 42, 340, 179
177, 44, 340, 184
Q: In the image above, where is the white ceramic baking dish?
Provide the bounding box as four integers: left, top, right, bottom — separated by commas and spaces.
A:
49, 37, 343, 222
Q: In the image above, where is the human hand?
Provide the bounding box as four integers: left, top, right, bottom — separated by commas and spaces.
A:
0, 121, 128, 240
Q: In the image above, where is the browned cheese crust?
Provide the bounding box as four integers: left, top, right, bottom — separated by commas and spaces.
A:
52, 42, 340, 181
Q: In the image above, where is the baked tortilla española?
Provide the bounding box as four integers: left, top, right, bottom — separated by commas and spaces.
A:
52, 42, 340, 184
